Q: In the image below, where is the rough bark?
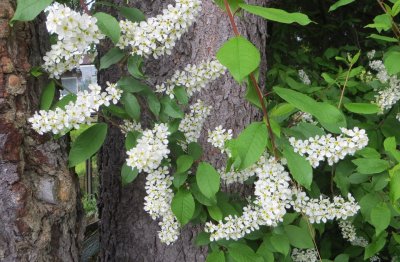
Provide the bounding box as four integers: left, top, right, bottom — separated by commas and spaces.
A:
98, 0, 267, 261
0, 2, 82, 261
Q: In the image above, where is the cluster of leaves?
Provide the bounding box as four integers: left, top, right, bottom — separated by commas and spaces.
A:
12, 0, 400, 261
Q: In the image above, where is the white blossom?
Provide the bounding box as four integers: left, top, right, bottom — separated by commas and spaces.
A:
155, 60, 226, 98
29, 82, 122, 135
120, 119, 142, 136
291, 190, 360, 223
207, 125, 232, 153
126, 123, 170, 173
289, 127, 368, 168
179, 100, 211, 143
338, 220, 368, 247
118, 0, 202, 58
298, 69, 311, 85
144, 166, 180, 245
291, 248, 319, 262
43, 3, 104, 78
292, 111, 317, 125
205, 155, 292, 241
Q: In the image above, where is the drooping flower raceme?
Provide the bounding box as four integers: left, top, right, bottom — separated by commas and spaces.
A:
120, 119, 143, 136
338, 220, 368, 247
291, 189, 360, 223
29, 82, 122, 135
298, 69, 311, 85
143, 166, 180, 245
179, 100, 212, 143
118, 0, 202, 58
155, 60, 226, 98
126, 123, 170, 173
289, 127, 368, 168
43, 3, 104, 78
204, 155, 292, 241
291, 111, 317, 125
291, 248, 319, 262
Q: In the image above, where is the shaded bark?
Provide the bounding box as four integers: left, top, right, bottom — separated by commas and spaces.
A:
0, 1, 82, 261
98, 0, 267, 261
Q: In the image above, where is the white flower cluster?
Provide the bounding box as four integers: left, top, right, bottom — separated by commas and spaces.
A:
126, 123, 170, 173
289, 127, 368, 168
338, 220, 368, 247
118, 0, 201, 58
120, 119, 142, 136
219, 164, 257, 185
204, 155, 292, 241
298, 69, 311, 85
29, 83, 122, 135
291, 248, 319, 262
291, 190, 360, 223
292, 111, 317, 125
368, 59, 400, 112
207, 125, 232, 153
179, 100, 211, 143
155, 60, 226, 98
144, 166, 180, 245
43, 3, 104, 78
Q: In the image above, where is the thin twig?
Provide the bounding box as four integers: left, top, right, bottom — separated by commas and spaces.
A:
377, 0, 400, 39
222, 0, 278, 159
338, 63, 353, 109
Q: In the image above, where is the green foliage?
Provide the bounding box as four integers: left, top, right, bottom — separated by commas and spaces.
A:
10, 0, 53, 25
68, 123, 108, 167
283, 144, 313, 189
196, 163, 220, 199
171, 189, 195, 226
99, 48, 125, 70
94, 12, 121, 44
40, 81, 56, 110
240, 4, 312, 25
216, 36, 260, 82
121, 163, 138, 185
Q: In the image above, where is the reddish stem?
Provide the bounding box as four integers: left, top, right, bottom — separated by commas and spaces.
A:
223, 0, 278, 158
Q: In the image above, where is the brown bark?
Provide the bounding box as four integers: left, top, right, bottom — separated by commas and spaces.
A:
98, 0, 267, 261
0, 1, 82, 261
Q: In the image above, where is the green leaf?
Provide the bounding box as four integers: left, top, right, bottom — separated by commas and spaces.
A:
384, 49, 400, 75
274, 87, 346, 133
328, 0, 356, 12
10, 0, 52, 25
283, 145, 313, 189
118, 6, 145, 22
364, 232, 387, 259
334, 254, 349, 262
127, 55, 144, 79
69, 123, 108, 167
171, 189, 195, 226
284, 225, 314, 249
213, 0, 244, 13
176, 155, 193, 174
216, 36, 260, 82
53, 93, 77, 110
173, 172, 188, 188
161, 97, 184, 119
369, 34, 399, 43
40, 81, 55, 110
240, 4, 312, 25
196, 163, 220, 199
117, 77, 148, 93
207, 205, 223, 221
370, 204, 391, 235
195, 232, 211, 246
188, 142, 203, 160
227, 122, 268, 170
206, 250, 225, 262
125, 131, 141, 150
94, 12, 121, 44
344, 103, 380, 114
393, 0, 400, 16
390, 167, 400, 203
228, 243, 263, 262
121, 163, 138, 185
270, 234, 290, 255
352, 158, 390, 174
122, 93, 140, 121
146, 93, 161, 117
99, 48, 125, 70
191, 181, 217, 206
174, 86, 189, 105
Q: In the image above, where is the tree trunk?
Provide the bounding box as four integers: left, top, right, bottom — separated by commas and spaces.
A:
98, 0, 267, 261
0, 1, 82, 261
